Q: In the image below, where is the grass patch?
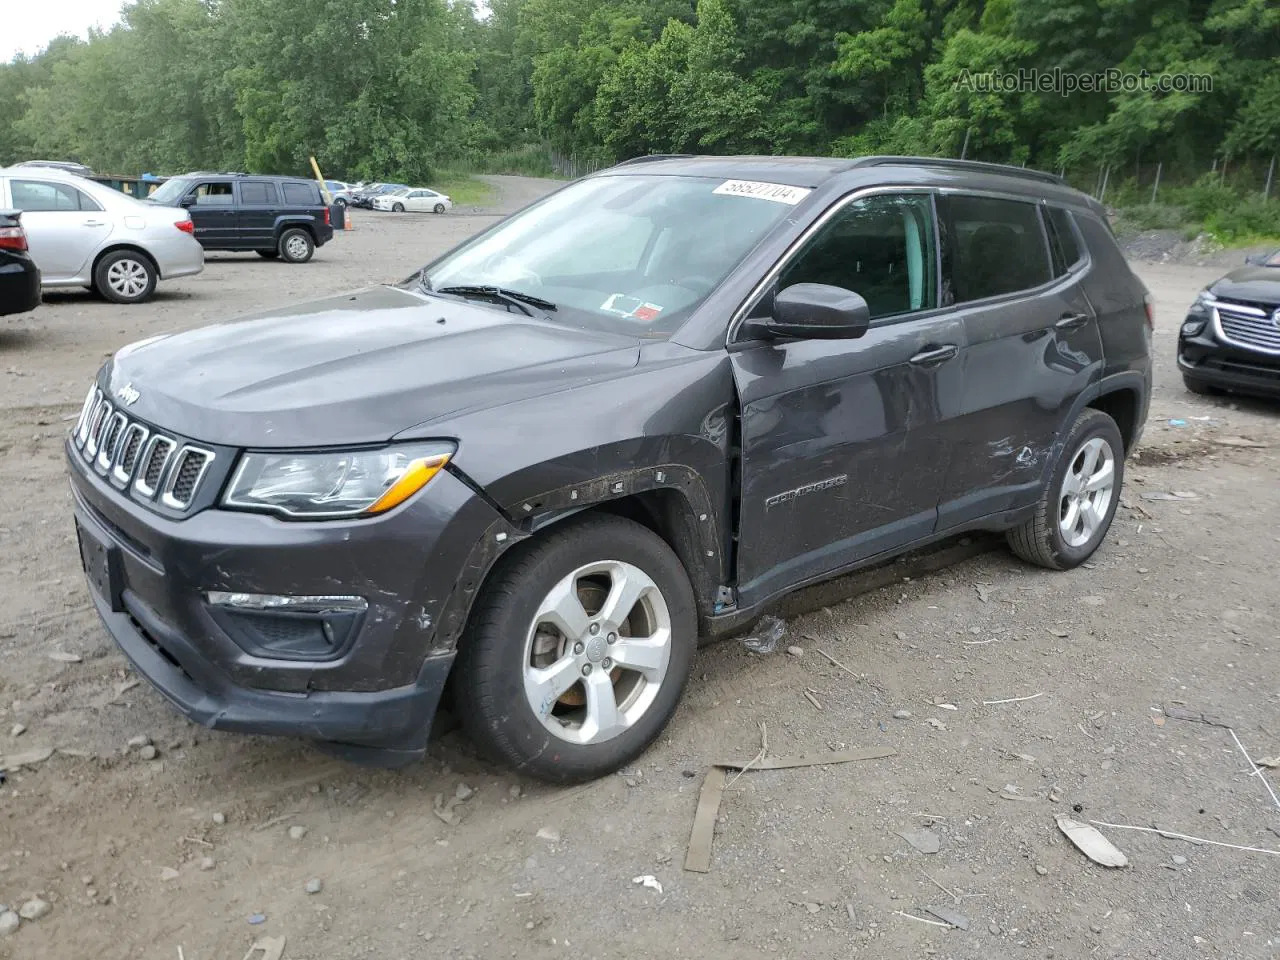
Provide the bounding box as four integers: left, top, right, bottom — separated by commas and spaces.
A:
429, 173, 497, 207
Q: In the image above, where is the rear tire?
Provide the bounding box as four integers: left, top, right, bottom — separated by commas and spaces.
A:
1182, 374, 1218, 396
93, 250, 157, 304
454, 515, 697, 783
278, 228, 314, 264
256, 249, 279, 259
1007, 408, 1124, 570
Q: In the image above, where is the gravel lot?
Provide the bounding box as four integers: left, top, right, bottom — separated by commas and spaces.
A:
1, 176, 1277, 960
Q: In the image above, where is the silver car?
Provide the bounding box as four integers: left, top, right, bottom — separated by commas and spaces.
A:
0, 166, 204, 303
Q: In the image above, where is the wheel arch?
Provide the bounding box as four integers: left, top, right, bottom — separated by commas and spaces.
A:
91, 244, 160, 281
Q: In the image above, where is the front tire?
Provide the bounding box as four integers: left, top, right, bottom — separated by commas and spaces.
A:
278, 228, 314, 263
454, 515, 697, 783
434, 203, 446, 214
94, 250, 157, 304
392, 202, 405, 213
1007, 408, 1124, 570
256, 249, 279, 259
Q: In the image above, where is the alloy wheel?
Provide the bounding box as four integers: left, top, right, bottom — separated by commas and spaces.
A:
522, 560, 672, 745
1058, 436, 1116, 548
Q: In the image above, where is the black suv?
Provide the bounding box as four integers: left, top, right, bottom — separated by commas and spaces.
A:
146, 173, 336, 263
67, 156, 1152, 782
1178, 249, 1280, 399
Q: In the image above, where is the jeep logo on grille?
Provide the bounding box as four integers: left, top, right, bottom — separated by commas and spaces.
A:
116, 383, 140, 406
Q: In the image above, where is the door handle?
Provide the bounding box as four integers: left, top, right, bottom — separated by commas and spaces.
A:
909, 344, 959, 366
83, 220, 106, 227
1055, 312, 1090, 331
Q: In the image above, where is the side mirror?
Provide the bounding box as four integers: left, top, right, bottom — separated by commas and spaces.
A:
762, 283, 871, 340
179, 194, 196, 208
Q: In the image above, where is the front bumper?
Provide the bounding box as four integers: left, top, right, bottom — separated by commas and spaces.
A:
1178, 327, 1280, 398
68, 437, 505, 763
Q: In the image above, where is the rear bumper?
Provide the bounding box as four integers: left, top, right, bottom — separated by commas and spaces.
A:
148, 232, 205, 280
0, 258, 40, 315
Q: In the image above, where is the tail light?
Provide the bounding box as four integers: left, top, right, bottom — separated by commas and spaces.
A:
324, 207, 331, 226
0, 225, 28, 251
175, 219, 195, 234
1143, 293, 1155, 333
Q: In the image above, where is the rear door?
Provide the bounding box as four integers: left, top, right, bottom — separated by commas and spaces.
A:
933, 192, 1103, 530
730, 189, 965, 606
5, 177, 111, 282
183, 180, 238, 248
236, 180, 280, 249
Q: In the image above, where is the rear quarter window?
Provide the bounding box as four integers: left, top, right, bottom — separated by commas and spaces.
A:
1045, 206, 1084, 275
282, 182, 319, 205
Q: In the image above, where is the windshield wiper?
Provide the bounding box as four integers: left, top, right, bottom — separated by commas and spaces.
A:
435, 284, 557, 318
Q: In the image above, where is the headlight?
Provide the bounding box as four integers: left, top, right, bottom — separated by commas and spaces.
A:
1188, 289, 1216, 313
222, 442, 455, 519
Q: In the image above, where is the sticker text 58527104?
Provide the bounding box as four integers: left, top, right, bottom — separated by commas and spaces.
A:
712, 180, 813, 205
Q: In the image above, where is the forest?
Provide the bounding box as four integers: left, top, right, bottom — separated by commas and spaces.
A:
0, 0, 1277, 227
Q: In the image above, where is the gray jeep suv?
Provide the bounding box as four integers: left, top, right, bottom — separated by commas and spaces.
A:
66, 155, 1152, 782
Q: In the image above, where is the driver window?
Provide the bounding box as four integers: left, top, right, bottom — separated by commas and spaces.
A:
192, 182, 233, 206
774, 193, 938, 322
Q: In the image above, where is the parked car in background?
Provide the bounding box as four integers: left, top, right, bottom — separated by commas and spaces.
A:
0, 209, 41, 315
351, 183, 409, 208
372, 187, 453, 214
0, 166, 203, 303
323, 180, 354, 207
66, 155, 1152, 781
147, 173, 335, 264
1178, 249, 1280, 399
15, 159, 95, 177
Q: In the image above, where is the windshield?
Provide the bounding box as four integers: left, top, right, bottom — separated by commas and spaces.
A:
420, 174, 798, 337
148, 177, 193, 205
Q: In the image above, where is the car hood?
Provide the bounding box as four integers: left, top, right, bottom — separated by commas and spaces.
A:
1210, 265, 1280, 306
103, 285, 641, 447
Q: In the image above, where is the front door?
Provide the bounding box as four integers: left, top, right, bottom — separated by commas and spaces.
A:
933, 193, 1104, 529
6, 177, 112, 282
183, 180, 238, 248
236, 180, 281, 249
730, 190, 965, 606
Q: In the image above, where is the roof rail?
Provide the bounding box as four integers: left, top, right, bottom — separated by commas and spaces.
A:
853, 155, 1065, 186
613, 154, 696, 167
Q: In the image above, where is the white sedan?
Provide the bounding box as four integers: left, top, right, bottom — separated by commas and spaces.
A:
372, 187, 453, 214
0, 166, 204, 303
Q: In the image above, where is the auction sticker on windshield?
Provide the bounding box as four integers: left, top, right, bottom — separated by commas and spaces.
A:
712, 180, 812, 205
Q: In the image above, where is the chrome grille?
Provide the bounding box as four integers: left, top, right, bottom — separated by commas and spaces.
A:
1215, 301, 1280, 356
71, 384, 215, 511
162, 448, 213, 509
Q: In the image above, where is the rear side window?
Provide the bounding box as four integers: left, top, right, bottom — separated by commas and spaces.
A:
939, 195, 1052, 304
776, 192, 938, 321
1044, 206, 1083, 275
282, 182, 319, 205
240, 181, 279, 205
10, 179, 101, 212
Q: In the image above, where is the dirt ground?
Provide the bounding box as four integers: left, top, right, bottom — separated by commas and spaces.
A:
1, 176, 1278, 960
